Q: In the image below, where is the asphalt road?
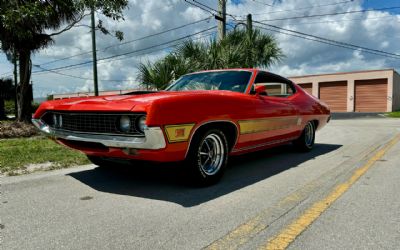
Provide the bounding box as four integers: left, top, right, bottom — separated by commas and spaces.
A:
1, 118, 400, 250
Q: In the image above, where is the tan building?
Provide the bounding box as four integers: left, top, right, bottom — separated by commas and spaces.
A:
289, 69, 400, 112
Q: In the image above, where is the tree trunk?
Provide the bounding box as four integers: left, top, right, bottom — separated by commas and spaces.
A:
17, 49, 32, 122
0, 97, 5, 120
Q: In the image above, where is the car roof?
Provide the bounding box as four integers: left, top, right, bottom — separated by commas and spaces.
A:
185, 68, 260, 75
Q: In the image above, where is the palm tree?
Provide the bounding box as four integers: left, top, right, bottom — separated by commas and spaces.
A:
137, 28, 284, 89
137, 54, 192, 90
0, 0, 128, 122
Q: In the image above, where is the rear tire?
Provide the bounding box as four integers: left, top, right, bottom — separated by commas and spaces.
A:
293, 121, 315, 152
185, 129, 229, 186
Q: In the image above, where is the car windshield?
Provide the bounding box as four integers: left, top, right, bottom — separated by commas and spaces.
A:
166, 71, 252, 93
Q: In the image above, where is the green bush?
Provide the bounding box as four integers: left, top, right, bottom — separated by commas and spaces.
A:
4, 100, 40, 116
31, 102, 40, 113
5, 100, 15, 115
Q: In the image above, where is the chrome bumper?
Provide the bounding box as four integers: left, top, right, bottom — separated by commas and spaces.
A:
31, 119, 166, 150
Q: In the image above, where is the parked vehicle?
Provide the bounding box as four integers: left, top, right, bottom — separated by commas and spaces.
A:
33, 69, 330, 185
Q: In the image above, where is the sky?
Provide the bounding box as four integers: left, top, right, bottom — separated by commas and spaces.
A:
1, 0, 400, 98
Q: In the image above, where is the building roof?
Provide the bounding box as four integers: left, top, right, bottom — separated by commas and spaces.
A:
289, 68, 397, 79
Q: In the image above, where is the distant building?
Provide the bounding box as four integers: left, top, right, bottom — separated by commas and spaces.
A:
51, 88, 145, 100
289, 69, 400, 112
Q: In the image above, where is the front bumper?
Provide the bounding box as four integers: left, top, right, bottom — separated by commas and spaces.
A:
31, 118, 166, 150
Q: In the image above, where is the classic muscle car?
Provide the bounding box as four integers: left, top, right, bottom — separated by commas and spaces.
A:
32, 69, 330, 185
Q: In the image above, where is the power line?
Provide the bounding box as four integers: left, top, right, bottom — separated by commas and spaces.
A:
259, 6, 400, 22
34, 65, 133, 82
192, 0, 219, 13
102, 16, 212, 50
33, 65, 96, 81
251, 0, 355, 16
251, 0, 273, 7
34, 29, 219, 76
33, 30, 217, 80
39, 51, 93, 66
280, 14, 400, 26
183, 0, 216, 15
95, 26, 217, 63
92, 30, 217, 66
184, 0, 238, 20
39, 17, 212, 66
125, 30, 217, 58
32, 26, 217, 74
255, 21, 400, 58
255, 25, 400, 60
253, 21, 400, 59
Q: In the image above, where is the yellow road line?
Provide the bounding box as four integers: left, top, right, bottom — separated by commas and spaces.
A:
262, 134, 400, 250
206, 137, 386, 250
205, 180, 321, 250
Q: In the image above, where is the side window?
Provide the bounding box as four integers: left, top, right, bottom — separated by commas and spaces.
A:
254, 72, 295, 97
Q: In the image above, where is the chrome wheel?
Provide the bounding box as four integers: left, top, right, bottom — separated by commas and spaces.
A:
304, 122, 314, 147
293, 121, 315, 152
198, 133, 225, 176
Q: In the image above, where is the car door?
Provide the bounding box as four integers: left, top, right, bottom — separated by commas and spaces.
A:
241, 72, 300, 146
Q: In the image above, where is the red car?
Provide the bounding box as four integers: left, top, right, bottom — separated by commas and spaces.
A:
33, 69, 330, 185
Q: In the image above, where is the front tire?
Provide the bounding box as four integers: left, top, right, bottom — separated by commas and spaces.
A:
293, 121, 315, 152
185, 129, 229, 186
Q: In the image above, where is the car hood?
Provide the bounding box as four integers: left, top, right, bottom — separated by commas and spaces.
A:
32, 90, 248, 120
44, 91, 183, 112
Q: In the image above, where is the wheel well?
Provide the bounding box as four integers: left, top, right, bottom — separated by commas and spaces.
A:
311, 120, 319, 130
191, 121, 238, 152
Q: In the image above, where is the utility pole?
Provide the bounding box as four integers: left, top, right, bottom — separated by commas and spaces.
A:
91, 7, 99, 96
217, 0, 226, 41
246, 14, 253, 34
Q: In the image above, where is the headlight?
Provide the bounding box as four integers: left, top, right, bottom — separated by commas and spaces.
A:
137, 115, 147, 133
52, 114, 57, 126
119, 115, 131, 132
52, 114, 62, 128
59, 115, 62, 128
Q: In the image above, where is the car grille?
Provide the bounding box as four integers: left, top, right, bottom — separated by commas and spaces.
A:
41, 112, 145, 136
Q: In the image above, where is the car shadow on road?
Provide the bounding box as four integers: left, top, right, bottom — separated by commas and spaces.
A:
69, 143, 341, 207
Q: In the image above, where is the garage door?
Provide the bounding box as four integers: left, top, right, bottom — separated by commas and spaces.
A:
298, 83, 313, 95
355, 79, 387, 112
319, 81, 347, 112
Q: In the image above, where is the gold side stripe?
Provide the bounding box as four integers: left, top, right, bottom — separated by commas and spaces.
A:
232, 137, 298, 153
238, 117, 300, 134
164, 124, 195, 143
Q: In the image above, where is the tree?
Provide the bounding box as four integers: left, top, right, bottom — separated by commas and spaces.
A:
137, 29, 284, 90
0, 0, 128, 122
138, 54, 193, 90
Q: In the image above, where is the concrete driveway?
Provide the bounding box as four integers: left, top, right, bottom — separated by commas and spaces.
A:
1, 118, 400, 250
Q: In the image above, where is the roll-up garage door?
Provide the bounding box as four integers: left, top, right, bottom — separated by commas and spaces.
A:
319, 81, 347, 112
355, 79, 387, 112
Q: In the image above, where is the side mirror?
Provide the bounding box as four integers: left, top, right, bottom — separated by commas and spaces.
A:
255, 85, 267, 96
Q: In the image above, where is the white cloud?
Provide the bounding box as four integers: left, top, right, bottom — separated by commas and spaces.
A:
1, 0, 400, 97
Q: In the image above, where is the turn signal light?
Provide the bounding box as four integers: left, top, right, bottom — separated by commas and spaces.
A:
175, 128, 185, 138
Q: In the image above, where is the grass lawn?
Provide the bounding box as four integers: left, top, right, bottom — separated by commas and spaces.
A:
0, 136, 89, 175
386, 111, 400, 118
